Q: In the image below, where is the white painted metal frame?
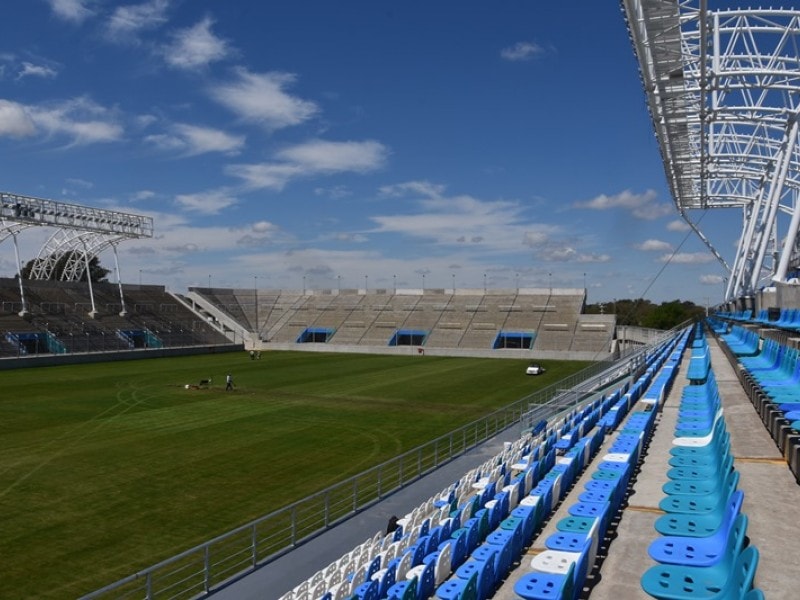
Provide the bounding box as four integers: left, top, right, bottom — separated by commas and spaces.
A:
622, 0, 800, 301
1, 191, 153, 316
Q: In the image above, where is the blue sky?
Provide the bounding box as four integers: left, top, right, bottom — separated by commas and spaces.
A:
0, 0, 736, 305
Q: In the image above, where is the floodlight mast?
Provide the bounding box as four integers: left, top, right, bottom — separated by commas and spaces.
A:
621, 0, 800, 302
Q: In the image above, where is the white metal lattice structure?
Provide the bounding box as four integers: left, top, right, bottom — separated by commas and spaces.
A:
1, 191, 154, 315
622, 0, 800, 301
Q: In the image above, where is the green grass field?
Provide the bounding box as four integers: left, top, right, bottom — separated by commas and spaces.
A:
0, 351, 589, 598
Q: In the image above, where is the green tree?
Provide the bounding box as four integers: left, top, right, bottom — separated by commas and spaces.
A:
585, 298, 704, 330
19, 252, 110, 282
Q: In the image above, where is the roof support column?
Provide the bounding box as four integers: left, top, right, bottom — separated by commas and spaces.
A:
111, 243, 128, 316
750, 115, 799, 292
774, 117, 800, 282
83, 242, 98, 319
11, 232, 28, 316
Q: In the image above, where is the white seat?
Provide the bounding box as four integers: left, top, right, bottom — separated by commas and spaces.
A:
395, 550, 412, 581
519, 494, 541, 508
529, 549, 581, 575
503, 481, 520, 509
434, 540, 452, 585
310, 580, 325, 599
328, 581, 349, 600
602, 452, 631, 463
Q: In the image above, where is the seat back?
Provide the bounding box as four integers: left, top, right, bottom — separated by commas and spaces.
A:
434, 541, 452, 585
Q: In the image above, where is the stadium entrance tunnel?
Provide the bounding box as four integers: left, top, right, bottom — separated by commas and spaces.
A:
296, 327, 335, 343
389, 329, 428, 346
493, 331, 536, 349
118, 329, 163, 349
5, 331, 66, 355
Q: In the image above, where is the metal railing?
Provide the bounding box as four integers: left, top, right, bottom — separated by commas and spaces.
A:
81, 333, 680, 600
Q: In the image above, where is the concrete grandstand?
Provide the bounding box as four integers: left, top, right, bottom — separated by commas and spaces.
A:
185, 287, 617, 360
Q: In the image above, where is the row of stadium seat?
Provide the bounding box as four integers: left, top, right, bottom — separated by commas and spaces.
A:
510, 326, 687, 600
640, 330, 764, 599
711, 318, 800, 484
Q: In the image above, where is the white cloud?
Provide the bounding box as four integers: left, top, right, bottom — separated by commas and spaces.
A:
379, 180, 445, 199
174, 188, 238, 214
18, 61, 58, 80
635, 239, 673, 252
27, 97, 123, 145
227, 139, 387, 190
146, 122, 245, 156
46, 0, 95, 23
163, 16, 230, 70
276, 139, 387, 173
210, 68, 318, 130
371, 186, 559, 253
659, 252, 714, 264
667, 219, 691, 232
700, 274, 725, 284
106, 0, 170, 37
0, 100, 36, 138
501, 41, 545, 61
332, 232, 369, 243
130, 190, 156, 201
65, 177, 93, 189
225, 163, 303, 191
577, 253, 611, 263
574, 189, 673, 220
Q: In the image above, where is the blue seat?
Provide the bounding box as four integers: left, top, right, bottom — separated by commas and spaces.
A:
514, 562, 575, 600
455, 553, 496, 600
389, 560, 435, 600
387, 573, 419, 600
640, 545, 758, 600
661, 466, 736, 497
648, 513, 747, 568
655, 490, 743, 538
354, 579, 378, 600
373, 560, 397, 598
441, 529, 468, 570
658, 471, 739, 515
435, 570, 478, 600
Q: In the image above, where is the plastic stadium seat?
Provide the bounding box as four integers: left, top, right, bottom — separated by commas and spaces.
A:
648, 513, 747, 568
654, 490, 743, 539
640, 545, 758, 600
435, 570, 478, 600
514, 562, 576, 600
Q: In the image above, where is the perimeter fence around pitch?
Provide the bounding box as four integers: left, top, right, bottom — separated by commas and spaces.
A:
82, 325, 682, 600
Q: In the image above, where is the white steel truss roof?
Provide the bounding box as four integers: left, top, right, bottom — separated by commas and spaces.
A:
622, 0, 800, 300
1, 191, 153, 282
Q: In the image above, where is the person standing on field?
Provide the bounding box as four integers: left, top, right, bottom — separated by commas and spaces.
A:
226, 373, 233, 391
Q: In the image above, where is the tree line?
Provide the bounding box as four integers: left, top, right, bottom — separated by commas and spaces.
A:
584, 298, 706, 330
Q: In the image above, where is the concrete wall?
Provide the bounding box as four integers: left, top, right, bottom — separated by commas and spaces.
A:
775, 282, 800, 309
262, 341, 612, 362
0, 343, 243, 370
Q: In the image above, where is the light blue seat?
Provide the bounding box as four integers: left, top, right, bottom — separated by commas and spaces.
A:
662, 468, 736, 497
655, 490, 743, 538
648, 513, 747, 568
640, 545, 758, 600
